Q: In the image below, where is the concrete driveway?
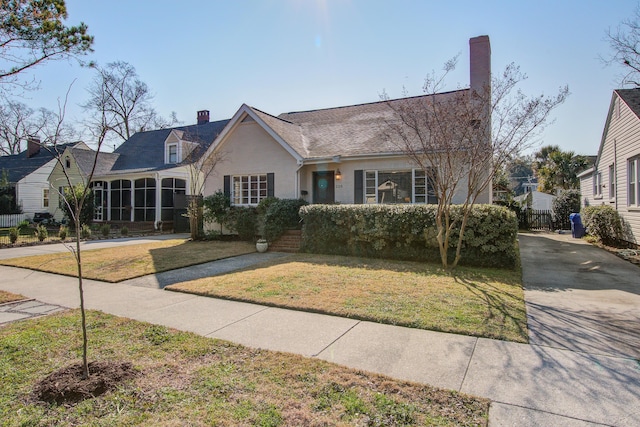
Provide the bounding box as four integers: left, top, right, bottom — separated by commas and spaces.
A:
520, 232, 640, 359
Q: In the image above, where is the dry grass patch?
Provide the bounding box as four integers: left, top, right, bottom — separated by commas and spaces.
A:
0, 240, 255, 282
0, 290, 26, 304
169, 253, 527, 342
0, 310, 489, 426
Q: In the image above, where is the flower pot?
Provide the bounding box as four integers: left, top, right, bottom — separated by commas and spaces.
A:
256, 241, 268, 253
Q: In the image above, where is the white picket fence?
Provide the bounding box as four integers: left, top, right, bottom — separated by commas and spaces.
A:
0, 213, 29, 228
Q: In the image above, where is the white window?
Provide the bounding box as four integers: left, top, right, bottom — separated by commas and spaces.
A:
364, 169, 436, 204
232, 174, 267, 206
43, 188, 49, 208
167, 143, 178, 164
609, 164, 615, 199
629, 157, 640, 206
593, 171, 602, 198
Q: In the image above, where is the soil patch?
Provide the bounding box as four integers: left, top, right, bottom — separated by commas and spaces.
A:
32, 360, 138, 405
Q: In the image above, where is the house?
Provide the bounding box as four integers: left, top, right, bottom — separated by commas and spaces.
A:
48, 113, 229, 229
201, 36, 492, 211
579, 88, 640, 245
0, 138, 83, 218
514, 189, 556, 211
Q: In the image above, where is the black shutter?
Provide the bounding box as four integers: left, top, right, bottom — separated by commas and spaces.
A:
354, 170, 363, 204
267, 173, 274, 197
223, 175, 230, 199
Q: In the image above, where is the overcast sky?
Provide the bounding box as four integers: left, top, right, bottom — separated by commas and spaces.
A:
17, 0, 640, 155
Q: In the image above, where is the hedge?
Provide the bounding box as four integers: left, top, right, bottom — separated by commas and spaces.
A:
299, 204, 519, 268
582, 205, 625, 246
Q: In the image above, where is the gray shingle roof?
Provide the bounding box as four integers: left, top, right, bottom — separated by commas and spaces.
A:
71, 147, 120, 177
277, 91, 467, 159
0, 142, 77, 183
616, 88, 640, 119
111, 119, 230, 172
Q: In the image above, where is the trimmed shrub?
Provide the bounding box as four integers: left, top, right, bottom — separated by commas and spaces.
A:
262, 198, 308, 242
299, 204, 519, 268
36, 224, 48, 242
80, 224, 92, 239
58, 225, 68, 241
227, 207, 258, 241
120, 226, 129, 236
9, 227, 18, 244
100, 224, 111, 237
582, 205, 625, 246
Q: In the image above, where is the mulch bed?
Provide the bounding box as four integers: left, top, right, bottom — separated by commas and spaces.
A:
31, 360, 138, 405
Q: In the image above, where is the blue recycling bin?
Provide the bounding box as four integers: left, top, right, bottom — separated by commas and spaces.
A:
569, 213, 585, 238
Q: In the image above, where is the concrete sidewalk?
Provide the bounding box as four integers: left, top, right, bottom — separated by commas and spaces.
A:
0, 236, 639, 426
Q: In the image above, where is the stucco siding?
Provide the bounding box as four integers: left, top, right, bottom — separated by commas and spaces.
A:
300, 156, 487, 205
204, 121, 300, 199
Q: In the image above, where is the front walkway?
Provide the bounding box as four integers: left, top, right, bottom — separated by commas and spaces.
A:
0, 234, 638, 426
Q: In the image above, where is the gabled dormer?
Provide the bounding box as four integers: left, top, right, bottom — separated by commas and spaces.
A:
164, 129, 200, 165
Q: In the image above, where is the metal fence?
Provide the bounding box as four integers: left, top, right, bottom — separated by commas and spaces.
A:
517, 209, 571, 231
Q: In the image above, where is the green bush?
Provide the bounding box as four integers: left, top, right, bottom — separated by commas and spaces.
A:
227, 207, 258, 241
262, 198, 308, 242
58, 225, 68, 241
61, 185, 94, 229
80, 224, 92, 239
100, 224, 111, 237
36, 224, 48, 242
299, 204, 519, 268
9, 227, 18, 244
582, 205, 625, 246
553, 190, 581, 229
120, 226, 129, 236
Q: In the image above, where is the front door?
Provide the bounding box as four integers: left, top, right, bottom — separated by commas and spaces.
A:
313, 171, 335, 204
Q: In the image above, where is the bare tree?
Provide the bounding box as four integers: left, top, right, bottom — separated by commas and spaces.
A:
0, 0, 93, 92
43, 85, 109, 379
183, 136, 224, 240
83, 61, 178, 148
384, 61, 568, 269
0, 97, 77, 154
605, 5, 640, 87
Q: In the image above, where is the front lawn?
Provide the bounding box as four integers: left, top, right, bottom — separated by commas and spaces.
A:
0, 239, 256, 282
0, 310, 489, 426
169, 254, 528, 343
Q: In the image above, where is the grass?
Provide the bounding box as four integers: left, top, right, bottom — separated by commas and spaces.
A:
169, 254, 528, 343
0, 239, 256, 282
0, 290, 26, 304
0, 310, 489, 426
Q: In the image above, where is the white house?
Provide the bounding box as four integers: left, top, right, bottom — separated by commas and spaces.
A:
0, 138, 84, 218
579, 88, 640, 245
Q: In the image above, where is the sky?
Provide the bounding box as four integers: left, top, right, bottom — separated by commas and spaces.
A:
14, 0, 640, 156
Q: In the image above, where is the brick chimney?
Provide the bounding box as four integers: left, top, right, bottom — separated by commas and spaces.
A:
469, 35, 491, 96
27, 136, 41, 158
197, 110, 210, 125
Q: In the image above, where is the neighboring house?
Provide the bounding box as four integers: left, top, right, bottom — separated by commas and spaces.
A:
514, 190, 556, 211
49, 113, 229, 229
202, 36, 492, 211
579, 88, 640, 245
0, 138, 83, 218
